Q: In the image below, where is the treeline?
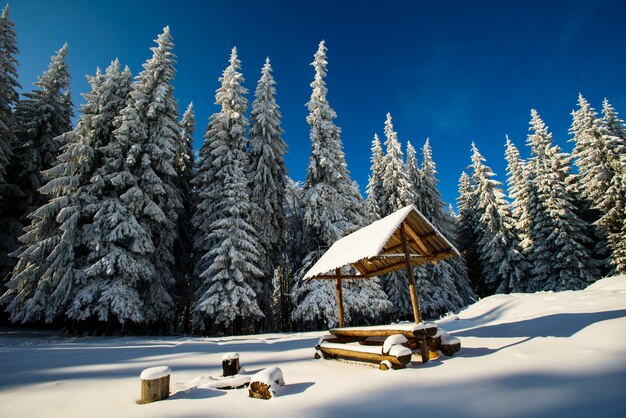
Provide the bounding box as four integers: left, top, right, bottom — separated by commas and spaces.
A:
1, 7, 622, 336
456, 99, 626, 297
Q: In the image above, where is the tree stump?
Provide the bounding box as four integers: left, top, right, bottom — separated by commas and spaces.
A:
140, 366, 170, 404
222, 353, 241, 377
249, 367, 284, 400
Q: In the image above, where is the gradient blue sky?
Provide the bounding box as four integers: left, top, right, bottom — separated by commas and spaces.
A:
11, 0, 626, 206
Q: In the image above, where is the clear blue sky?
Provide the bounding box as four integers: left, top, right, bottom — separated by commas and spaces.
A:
11, 0, 626, 206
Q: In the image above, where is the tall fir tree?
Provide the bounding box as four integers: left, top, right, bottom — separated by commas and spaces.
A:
173, 102, 196, 332
526, 109, 598, 291
413, 139, 474, 318
2, 44, 72, 310
379, 113, 413, 216
456, 171, 482, 292
192, 47, 264, 332
404, 140, 421, 209
0, 4, 19, 187
247, 58, 288, 327
292, 41, 387, 329
0, 4, 21, 284
13, 43, 72, 210
504, 136, 533, 254
470, 143, 528, 295
365, 133, 384, 219
597, 99, 626, 273
570, 94, 611, 209
68, 28, 181, 330
2, 60, 132, 325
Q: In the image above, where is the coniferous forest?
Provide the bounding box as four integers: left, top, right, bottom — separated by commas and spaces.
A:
1, 8, 625, 336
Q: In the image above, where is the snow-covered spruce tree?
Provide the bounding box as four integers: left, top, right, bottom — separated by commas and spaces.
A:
570, 94, 612, 210
0, 4, 19, 187
2, 44, 72, 294
600, 98, 626, 153
365, 133, 384, 219
70, 28, 182, 331
405, 141, 420, 208
380, 113, 413, 217
2, 61, 132, 325
292, 41, 387, 329
569, 94, 612, 273
0, 4, 22, 284
413, 139, 474, 318
504, 136, 533, 254
456, 171, 482, 292
526, 109, 599, 291
13, 44, 72, 211
470, 143, 528, 295
60, 62, 133, 332
247, 58, 287, 329
597, 99, 626, 273
374, 114, 415, 319
172, 102, 196, 333
192, 47, 264, 333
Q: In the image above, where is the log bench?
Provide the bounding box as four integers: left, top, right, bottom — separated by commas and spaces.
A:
315, 323, 461, 369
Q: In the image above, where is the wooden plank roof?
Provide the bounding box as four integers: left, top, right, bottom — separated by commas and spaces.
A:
304, 205, 460, 280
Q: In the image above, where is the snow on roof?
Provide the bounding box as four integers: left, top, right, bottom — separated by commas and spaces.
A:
304, 205, 458, 280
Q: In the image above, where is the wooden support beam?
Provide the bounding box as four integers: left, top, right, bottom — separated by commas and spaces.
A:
401, 223, 422, 324
310, 274, 364, 280
404, 226, 434, 257
335, 268, 345, 328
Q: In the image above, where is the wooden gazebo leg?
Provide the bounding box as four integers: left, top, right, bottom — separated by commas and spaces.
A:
335, 268, 345, 328
401, 223, 422, 324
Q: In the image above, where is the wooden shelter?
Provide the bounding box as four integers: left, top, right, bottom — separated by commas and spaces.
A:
304, 205, 459, 327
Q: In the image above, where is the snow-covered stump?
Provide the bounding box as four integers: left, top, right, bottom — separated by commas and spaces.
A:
248, 367, 284, 400
140, 366, 170, 404
222, 353, 240, 377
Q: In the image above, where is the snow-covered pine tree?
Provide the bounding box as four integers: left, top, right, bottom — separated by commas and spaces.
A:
292, 41, 386, 329
247, 58, 287, 328
2, 60, 132, 325
192, 47, 264, 333
456, 171, 482, 292
597, 99, 626, 273
0, 4, 22, 283
13, 43, 72, 211
113, 27, 182, 328
379, 113, 413, 216
173, 102, 196, 333
70, 28, 181, 331
600, 98, 626, 153
569, 94, 613, 274
470, 143, 528, 295
405, 141, 421, 209
504, 136, 533, 254
570, 94, 612, 210
0, 4, 19, 187
365, 133, 384, 219
413, 139, 474, 318
526, 109, 599, 291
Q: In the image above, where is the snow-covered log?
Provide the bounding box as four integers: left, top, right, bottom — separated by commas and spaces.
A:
317, 339, 412, 369
248, 367, 284, 400
140, 366, 170, 404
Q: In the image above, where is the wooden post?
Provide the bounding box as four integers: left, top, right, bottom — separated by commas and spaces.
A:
400, 223, 422, 324
140, 366, 170, 404
335, 268, 345, 328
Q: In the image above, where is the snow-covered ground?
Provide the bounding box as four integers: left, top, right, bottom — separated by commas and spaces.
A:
1, 276, 625, 418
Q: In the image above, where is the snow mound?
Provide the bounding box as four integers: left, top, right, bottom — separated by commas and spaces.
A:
585, 275, 626, 291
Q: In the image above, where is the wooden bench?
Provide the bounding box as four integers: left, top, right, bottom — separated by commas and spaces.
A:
315, 323, 460, 369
